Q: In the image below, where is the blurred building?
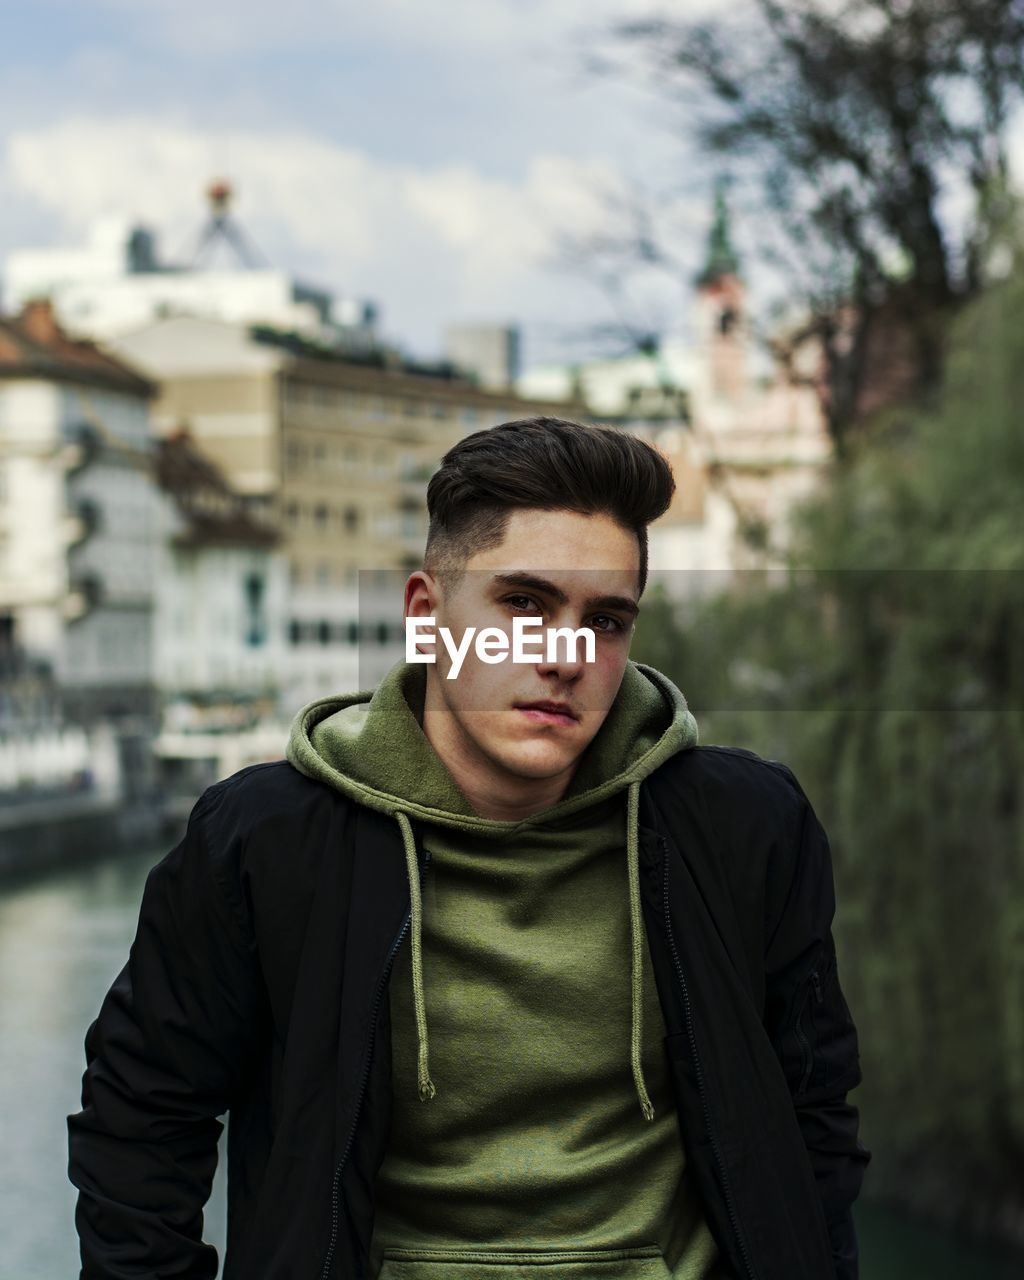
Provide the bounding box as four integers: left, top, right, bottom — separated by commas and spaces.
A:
106, 315, 580, 710
3, 184, 378, 353
688, 185, 830, 575
145, 429, 291, 818
519, 184, 831, 593
445, 323, 521, 390
0, 299, 160, 726
151, 428, 287, 705
518, 341, 716, 592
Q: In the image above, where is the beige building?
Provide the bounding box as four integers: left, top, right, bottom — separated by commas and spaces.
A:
107, 315, 581, 709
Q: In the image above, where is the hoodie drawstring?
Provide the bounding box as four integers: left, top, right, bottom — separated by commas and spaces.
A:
626, 780, 655, 1121
393, 784, 653, 1123
394, 810, 436, 1101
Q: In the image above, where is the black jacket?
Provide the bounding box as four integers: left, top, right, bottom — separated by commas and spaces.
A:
68, 744, 871, 1279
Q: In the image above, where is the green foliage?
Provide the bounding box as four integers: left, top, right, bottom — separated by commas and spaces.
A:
632, 268, 1024, 1231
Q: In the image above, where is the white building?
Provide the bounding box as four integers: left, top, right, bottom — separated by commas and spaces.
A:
150, 429, 288, 706
0, 299, 290, 733
0, 299, 161, 718
3, 195, 378, 351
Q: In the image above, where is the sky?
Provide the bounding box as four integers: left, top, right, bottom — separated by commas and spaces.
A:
0, 0, 721, 368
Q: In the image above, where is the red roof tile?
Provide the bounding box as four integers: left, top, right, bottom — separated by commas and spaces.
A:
0, 299, 155, 396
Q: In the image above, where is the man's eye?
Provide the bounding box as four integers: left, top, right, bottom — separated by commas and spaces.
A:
590, 614, 624, 633
502, 598, 624, 633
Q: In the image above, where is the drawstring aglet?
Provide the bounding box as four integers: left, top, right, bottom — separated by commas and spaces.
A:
417, 1049, 436, 1101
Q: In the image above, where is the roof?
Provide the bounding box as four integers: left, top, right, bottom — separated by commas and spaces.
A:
697, 180, 741, 287
153, 428, 281, 550
254, 325, 585, 411
0, 299, 156, 396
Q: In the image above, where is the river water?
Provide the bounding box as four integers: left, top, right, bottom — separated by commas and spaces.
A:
0, 844, 1019, 1279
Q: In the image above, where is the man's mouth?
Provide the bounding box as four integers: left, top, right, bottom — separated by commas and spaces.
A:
513, 700, 580, 727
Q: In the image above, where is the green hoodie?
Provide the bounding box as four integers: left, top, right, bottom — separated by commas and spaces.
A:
286, 659, 725, 1280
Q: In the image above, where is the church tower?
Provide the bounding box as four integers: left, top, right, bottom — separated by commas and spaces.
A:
695, 180, 747, 402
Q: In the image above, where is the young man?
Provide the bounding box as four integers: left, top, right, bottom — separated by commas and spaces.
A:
69, 417, 870, 1280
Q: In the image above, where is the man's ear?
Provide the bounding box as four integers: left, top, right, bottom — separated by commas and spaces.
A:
406, 570, 438, 612
404, 572, 440, 655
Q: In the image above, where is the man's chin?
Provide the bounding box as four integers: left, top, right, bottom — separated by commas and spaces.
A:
490, 741, 580, 782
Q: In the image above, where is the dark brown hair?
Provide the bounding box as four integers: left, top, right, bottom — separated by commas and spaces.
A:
424, 416, 675, 595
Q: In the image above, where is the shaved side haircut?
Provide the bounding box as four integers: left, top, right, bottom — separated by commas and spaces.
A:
423, 416, 675, 595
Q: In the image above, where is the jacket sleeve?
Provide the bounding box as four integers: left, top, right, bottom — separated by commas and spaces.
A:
761, 764, 872, 1280
67, 778, 271, 1279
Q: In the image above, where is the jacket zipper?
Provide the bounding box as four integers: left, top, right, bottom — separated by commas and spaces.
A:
318, 846, 432, 1280
659, 835, 758, 1280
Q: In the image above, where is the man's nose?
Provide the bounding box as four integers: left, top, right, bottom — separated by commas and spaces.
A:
533, 617, 589, 682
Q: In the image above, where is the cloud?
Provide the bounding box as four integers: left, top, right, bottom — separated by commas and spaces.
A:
3, 114, 635, 355
83, 0, 678, 58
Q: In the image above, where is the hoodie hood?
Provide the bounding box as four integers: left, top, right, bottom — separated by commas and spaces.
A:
286, 658, 699, 1120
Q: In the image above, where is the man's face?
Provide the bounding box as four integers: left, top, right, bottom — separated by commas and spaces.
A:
404, 508, 640, 797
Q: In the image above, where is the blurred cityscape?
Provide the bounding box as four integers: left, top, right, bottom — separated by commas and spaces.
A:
0, 178, 831, 876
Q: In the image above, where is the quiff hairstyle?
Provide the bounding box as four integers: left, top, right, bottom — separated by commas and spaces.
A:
423, 416, 675, 595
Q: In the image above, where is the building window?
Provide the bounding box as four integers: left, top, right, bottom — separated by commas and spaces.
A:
318, 620, 331, 645
289, 619, 303, 645
286, 501, 301, 528
244, 572, 266, 646
343, 507, 360, 534
346, 620, 359, 645
316, 562, 330, 586
314, 503, 329, 531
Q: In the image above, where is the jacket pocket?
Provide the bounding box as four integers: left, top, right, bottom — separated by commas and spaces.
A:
378, 1244, 673, 1279
783, 944, 859, 1099
794, 969, 817, 1096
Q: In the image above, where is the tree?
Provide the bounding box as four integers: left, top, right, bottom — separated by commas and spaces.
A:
597, 0, 1024, 455
631, 247, 1024, 1246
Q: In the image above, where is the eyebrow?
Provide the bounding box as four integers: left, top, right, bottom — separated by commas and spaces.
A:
490, 572, 640, 619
